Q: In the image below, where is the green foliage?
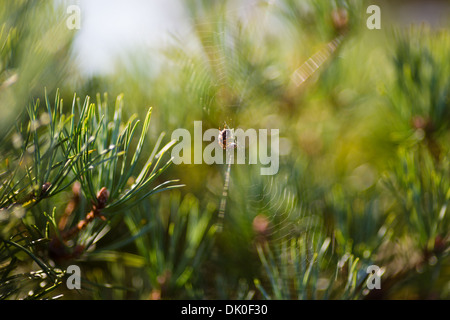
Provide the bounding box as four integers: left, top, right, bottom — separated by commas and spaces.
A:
0, 0, 74, 136
255, 235, 366, 300
0, 90, 179, 299
124, 191, 216, 298
0, 0, 449, 300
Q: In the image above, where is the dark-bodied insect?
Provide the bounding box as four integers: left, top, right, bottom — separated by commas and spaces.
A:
218, 124, 237, 150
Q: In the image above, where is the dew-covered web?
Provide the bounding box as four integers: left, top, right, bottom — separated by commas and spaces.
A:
165, 0, 343, 286
246, 174, 321, 249
243, 174, 339, 299
166, 1, 283, 231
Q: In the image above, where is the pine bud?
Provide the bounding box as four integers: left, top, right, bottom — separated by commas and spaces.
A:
332, 8, 349, 34
96, 187, 110, 209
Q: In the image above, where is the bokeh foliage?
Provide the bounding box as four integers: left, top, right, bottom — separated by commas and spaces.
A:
1, 0, 449, 299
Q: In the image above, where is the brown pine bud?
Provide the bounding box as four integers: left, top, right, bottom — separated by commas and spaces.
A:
40, 182, 52, 196
96, 187, 110, 209
332, 8, 349, 34
253, 214, 270, 243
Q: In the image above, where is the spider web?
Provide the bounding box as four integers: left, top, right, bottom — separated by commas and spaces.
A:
163, 0, 342, 294
165, 1, 280, 229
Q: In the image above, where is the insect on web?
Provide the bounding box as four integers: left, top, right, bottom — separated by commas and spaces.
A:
173, 1, 343, 244
166, 0, 346, 297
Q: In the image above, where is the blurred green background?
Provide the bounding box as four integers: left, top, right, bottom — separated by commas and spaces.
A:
0, 0, 449, 300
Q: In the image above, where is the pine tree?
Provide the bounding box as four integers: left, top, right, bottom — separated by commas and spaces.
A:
0, 0, 449, 300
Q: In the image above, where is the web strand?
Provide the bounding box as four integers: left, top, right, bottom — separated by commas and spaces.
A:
216, 154, 232, 233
